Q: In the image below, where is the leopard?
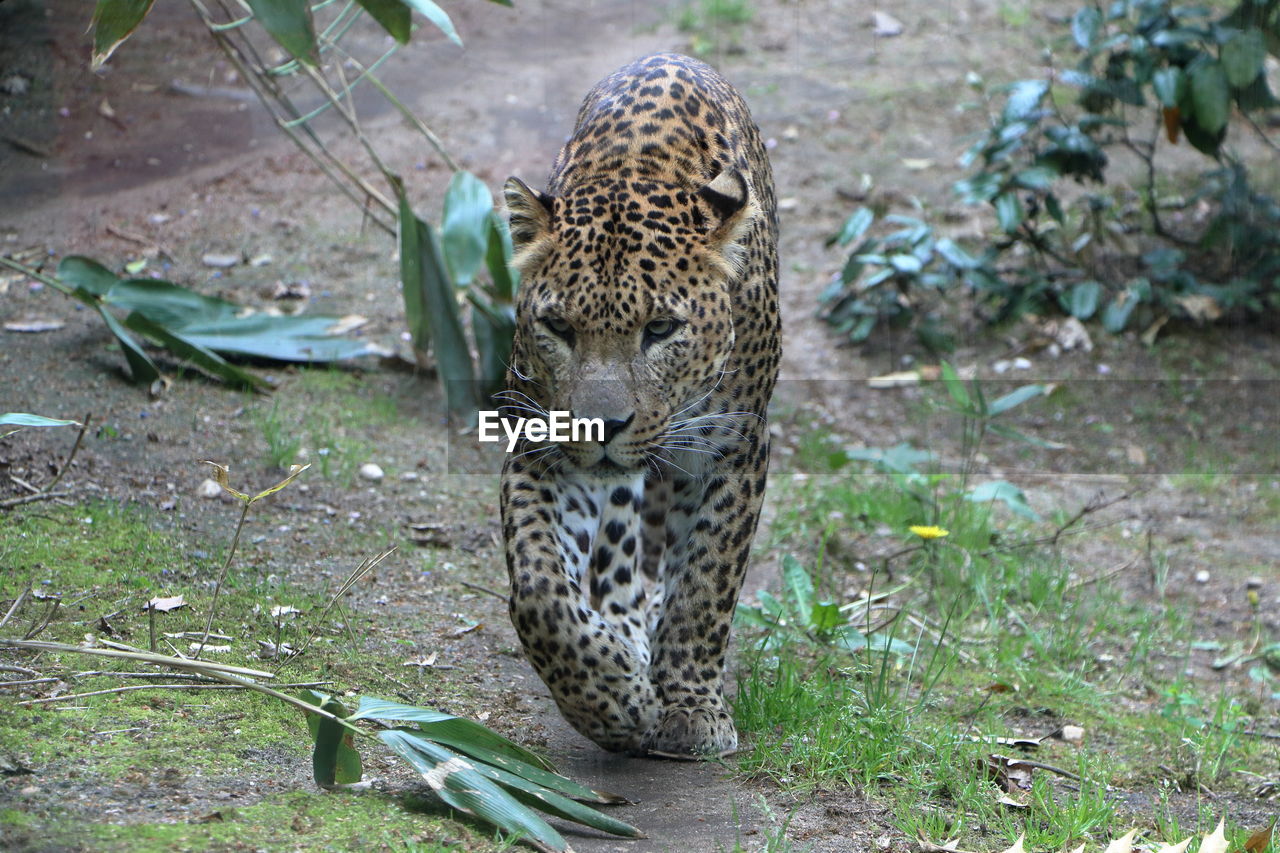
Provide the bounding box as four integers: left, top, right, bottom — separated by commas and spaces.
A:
498, 51, 779, 758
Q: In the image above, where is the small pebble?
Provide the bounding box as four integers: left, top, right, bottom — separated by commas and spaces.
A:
1245, 576, 1263, 589
1194, 570, 1210, 584
196, 478, 222, 499
358, 463, 384, 482
201, 252, 240, 268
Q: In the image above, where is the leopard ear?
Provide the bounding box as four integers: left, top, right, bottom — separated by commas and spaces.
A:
696, 168, 759, 271
504, 177, 555, 273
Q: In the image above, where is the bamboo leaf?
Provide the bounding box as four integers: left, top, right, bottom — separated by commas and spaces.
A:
0, 414, 79, 428
352, 0, 411, 43
90, 0, 157, 71
399, 0, 463, 47
245, 0, 317, 66
442, 171, 494, 287
379, 729, 567, 851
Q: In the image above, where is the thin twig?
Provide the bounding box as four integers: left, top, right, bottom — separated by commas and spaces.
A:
18, 680, 334, 706
1051, 489, 1135, 547
277, 547, 395, 670
0, 663, 41, 676
1, 677, 58, 687
196, 500, 250, 658
999, 755, 1082, 783
0, 638, 359, 731
42, 412, 89, 494
1065, 556, 1139, 591
459, 580, 506, 601
0, 491, 76, 510
0, 588, 30, 631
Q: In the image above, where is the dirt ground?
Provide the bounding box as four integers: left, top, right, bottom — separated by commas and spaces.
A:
2, 0, 1278, 850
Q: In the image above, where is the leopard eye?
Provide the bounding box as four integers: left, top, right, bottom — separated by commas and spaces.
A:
643, 318, 678, 344
541, 315, 573, 340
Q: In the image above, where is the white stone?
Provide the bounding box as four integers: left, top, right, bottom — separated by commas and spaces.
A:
358, 463, 385, 482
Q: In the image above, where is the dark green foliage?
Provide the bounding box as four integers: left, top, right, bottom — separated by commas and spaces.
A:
823, 0, 1280, 347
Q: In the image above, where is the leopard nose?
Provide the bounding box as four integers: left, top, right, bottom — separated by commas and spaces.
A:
599, 413, 635, 444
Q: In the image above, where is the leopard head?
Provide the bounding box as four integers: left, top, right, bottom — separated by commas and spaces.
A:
502, 168, 758, 471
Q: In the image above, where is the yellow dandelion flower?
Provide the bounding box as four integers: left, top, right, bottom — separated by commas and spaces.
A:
909, 525, 949, 540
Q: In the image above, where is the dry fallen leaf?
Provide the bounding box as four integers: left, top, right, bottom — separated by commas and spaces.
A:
1103, 827, 1140, 853
1200, 818, 1228, 853
1243, 817, 1276, 853
145, 595, 187, 613
999, 834, 1026, 853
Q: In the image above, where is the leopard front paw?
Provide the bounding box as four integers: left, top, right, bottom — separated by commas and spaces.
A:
641, 706, 738, 759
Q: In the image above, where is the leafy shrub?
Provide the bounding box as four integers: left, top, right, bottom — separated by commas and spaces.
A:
824, 0, 1280, 348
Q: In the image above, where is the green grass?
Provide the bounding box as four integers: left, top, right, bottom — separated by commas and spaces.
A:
249, 368, 402, 481
9, 791, 489, 852
734, 406, 1277, 850
0, 499, 495, 850
674, 0, 754, 54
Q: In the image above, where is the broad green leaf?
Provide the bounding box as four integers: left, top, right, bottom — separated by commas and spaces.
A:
353, 0, 411, 43
939, 362, 971, 408
94, 303, 160, 384
1045, 193, 1064, 224
58, 255, 121, 296
175, 315, 374, 363
384, 729, 640, 837
90, 0, 156, 70
1189, 58, 1230, 134
809, 601, 843, 633
987, 384, 1047, 416
302, 691, 363, 787
245, 0, 317, 65
470, 294, 514, 396
1013, 166, 1058, 190
829, 207, 875, 247
832, 625, 869, 652
442, 171, 494, 287
935, 238, 979, 270
123, 313, 268, 391
1072, 6, 1101, 49
869, 633, 917, 656
105, 278, 238, 327
409, 729, 623, 804
351, 697, 553, 771
1102, 288, 1139, 332
781, 555, 813, 621
888, 253, 923, 274
755, 590, 786, 620
988, 422, 1067, 450
1002, 80, 1049, 122
1068, 280, 1102, 319
398, 185, 432, 366
400, 0, 463, 47
379, 729, 566, 851
1221, 28, 1266, 88
423, 220, 477, 412
0, 414, 79, 428
1152, 67, 1186, 108
484, 212, 518, 302
966, 480, 1040, 521
993, 192, 1024, 233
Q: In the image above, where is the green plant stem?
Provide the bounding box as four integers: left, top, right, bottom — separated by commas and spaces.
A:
188, 0, 397, 234
196, 499, 251, 658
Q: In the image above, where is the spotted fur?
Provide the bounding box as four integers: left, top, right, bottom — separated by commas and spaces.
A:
499, 52, 779, 757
